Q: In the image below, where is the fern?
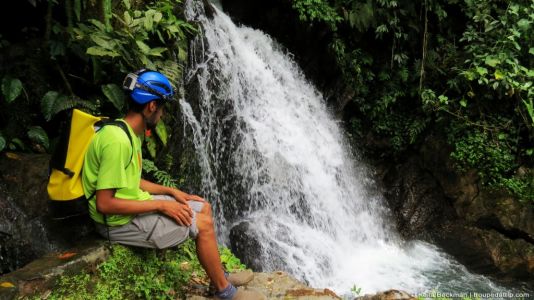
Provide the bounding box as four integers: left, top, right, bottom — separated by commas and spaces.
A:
41, 91, 97, 121
142, 159, 178, 188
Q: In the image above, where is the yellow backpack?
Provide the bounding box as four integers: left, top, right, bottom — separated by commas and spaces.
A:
47, 109, 132, 219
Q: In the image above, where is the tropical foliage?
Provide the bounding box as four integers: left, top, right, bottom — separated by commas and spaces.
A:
0, 0, 195, 173
292, 0, 534, 201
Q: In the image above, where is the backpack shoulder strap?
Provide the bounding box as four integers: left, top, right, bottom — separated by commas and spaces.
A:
95, 120, 134, 169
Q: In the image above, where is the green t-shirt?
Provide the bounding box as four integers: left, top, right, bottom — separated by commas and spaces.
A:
82, 120, 151, 226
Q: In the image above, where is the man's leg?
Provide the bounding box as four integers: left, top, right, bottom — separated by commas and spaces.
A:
195, 207, 229, 291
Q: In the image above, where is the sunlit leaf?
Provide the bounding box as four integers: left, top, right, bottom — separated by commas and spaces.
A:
155, 120, 168, 146
122, 0, 131, 10
148, 47, 167, 57
154, 12, 163, 23
144, 15, 153, 31
136, 40, 150, 54
90, 35, 114, 50
485, 57, 500, 67
145, 135, 157, 158
89, 19, 106, 31
87, 47, 120, 57
494, 70, 504, 80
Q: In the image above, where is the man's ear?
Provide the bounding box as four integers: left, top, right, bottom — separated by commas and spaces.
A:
147, 100, 158, 113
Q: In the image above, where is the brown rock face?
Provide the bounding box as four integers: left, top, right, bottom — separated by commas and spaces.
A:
382, 137, 534, 283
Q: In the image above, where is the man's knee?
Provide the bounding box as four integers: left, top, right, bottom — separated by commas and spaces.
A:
196, 213, 214, 233
200, 201, 212, 215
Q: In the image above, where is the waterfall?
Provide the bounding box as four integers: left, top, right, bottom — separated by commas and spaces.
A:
181, 0, 510, 296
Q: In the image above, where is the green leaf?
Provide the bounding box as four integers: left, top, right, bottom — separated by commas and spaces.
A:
144, 16, 153, 31
166, 25, 179, 33
155, 120, 168, 146
124, 11, 133, 25
123, 0, 131, 10
153, 12, 162, 23
101, 84, 125, 112
145, 135, 157, 158
90, 35, 114, 50
74, 0, 81, 21
10, 138, 25, 151
27, 126, 49, 150
41, 91, 61, 121
494, 70, 505, 80
460, 98, 467, 107
517, 19, 530, 30
148, 47, 167, 57
485, 57, 500, 67
89, 19, 106, 31
0, 135, 5, 152
136, 40, 150, 54
86, 46, 120, 57
476, 66, 488, 76
523, 99, 534, 125
2, 77, 23, 103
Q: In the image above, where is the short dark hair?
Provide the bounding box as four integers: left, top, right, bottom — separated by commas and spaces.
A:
127, 97, 165, 113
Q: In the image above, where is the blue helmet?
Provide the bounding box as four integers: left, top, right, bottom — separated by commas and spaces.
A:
122, 69, 175, 104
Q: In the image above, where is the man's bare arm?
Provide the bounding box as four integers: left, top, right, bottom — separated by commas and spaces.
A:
95, 189, 193, 226
140, 178, 206, 204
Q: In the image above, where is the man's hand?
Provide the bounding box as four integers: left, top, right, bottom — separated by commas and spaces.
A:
158, 200, 193, 226
169, 189, 206, 205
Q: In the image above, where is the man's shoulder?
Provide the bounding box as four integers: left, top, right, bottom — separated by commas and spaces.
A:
95, 124, 132, 146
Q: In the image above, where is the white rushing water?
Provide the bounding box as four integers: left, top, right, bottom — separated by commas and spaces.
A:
181, 1, 512, 297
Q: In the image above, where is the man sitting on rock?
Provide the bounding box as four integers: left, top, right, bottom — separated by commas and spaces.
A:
82, 69, 264, 300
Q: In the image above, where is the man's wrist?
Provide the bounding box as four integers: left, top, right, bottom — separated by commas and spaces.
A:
163, 186, 175, 195
155, 200, 164, 212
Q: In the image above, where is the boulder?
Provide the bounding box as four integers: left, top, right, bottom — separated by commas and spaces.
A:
0, 152, 96, 275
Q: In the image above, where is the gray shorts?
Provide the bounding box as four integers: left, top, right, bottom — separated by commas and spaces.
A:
95, 195, 204, 249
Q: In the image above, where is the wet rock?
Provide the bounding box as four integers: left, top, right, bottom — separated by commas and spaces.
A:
380, 137, 534, 282
0, 239, 109, 300
381, 156, 456, 240
357, 289, 416, 300
0, 152, 96, 274
229, 221, 266, 271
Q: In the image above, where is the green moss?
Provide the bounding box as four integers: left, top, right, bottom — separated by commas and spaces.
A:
29, 241, 246, 300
